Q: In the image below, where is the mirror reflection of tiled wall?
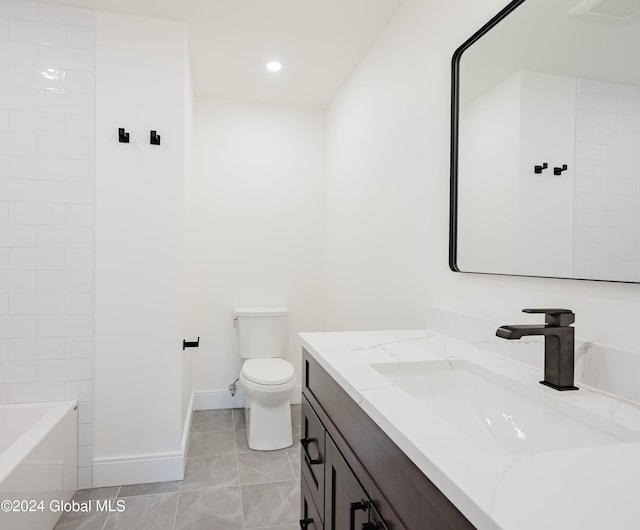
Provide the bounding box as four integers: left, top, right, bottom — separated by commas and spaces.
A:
574, 78, 640, 282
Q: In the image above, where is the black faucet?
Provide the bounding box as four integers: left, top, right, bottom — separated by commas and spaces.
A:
496, 308, 578, 391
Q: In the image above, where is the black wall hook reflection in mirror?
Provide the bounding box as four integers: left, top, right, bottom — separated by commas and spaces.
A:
534, 162, 548, 174
150, 130, 161, 145
554, 164, 568, 175
118, 128, 130, 143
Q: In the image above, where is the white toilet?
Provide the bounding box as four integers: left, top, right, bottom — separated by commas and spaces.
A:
235, 306, 295, 451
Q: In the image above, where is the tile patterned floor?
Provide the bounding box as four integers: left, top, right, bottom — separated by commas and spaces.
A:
54, 406, 301, 530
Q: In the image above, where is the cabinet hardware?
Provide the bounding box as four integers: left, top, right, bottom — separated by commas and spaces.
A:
350, 500, 370, 530
299, 518, 313, 529
150, 130, 161, 145
301, 438, 322, 465
118, 128, 130, 143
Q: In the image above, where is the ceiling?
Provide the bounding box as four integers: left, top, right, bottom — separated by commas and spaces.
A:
42, 0, 404, 108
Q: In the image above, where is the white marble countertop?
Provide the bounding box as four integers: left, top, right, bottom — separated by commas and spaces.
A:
299, 329, 640, 530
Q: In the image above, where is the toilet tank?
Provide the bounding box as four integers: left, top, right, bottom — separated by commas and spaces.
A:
234, 306, 289, 359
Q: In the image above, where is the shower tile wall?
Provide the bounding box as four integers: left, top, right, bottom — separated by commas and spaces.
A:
0, 0, 95, 488
574, 78, 640, 282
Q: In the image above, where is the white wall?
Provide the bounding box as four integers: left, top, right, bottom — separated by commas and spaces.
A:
323, 26, 432, 330
181, 40, 193, 438
325, 0, 640, 353
0, 0, 95, 489
188, 98, 325, 401
94, 12, 188, 487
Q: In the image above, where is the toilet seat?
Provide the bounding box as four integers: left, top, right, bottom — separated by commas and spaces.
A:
241, 358, 294, 386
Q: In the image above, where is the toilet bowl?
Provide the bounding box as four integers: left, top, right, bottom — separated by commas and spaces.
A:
240, 358, 295, 450
234, 306, 294, 451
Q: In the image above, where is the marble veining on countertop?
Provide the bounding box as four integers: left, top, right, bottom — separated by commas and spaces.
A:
299, 329, 640, 530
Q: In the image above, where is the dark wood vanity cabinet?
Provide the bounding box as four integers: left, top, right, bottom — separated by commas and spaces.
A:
301, 478, 323, 530
301, 395, 387, 530
324, 434, 386, 530
300, 348, 475, 530
301, 395, 325, 519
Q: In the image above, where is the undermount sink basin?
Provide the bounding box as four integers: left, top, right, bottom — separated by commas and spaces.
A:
372, 360, 639, 456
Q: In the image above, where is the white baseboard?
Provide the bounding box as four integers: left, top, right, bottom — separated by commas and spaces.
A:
193, 385, 301, 411
93, 392, 195, 488
92, 386, 302, 487
93, 452, 184, 488
193, 389, 247, 410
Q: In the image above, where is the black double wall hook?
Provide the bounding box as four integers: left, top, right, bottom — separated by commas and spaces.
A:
534, 162, 548, 174
554, 164, 568, 175
118, 128, 162, 145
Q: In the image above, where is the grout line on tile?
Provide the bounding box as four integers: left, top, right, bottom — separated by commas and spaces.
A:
171, 482, 180, 530
244, 522, 301, 530
240, 478, 299, 487
286, 447, 298, 480
117, 485, 182, 499
232, 409, 246, 529
99, 502, 110, 530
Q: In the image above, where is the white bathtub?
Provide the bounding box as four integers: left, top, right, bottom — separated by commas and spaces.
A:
0, 401, 77, 530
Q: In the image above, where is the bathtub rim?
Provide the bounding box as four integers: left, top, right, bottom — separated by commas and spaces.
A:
0, 400, 77, 485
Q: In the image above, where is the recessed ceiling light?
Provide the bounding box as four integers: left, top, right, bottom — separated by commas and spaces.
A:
266, 61, 282, 72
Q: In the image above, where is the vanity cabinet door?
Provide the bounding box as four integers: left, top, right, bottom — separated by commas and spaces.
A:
301, 477, 324, 530
301, 395, 326, 519
324, 434, 370, 530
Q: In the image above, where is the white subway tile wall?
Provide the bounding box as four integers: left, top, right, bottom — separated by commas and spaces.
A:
574, 78, 640, 282
0, 0, 94, 488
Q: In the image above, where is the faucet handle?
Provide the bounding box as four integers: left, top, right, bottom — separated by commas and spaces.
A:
522, 308, 574, 327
